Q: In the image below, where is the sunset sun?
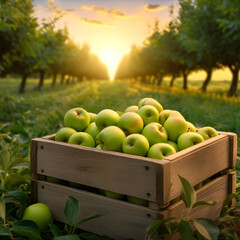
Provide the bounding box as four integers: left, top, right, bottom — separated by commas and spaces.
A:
98, 46, 123, 80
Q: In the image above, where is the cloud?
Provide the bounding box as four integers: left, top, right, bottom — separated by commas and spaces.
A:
82, 5, 128, 18
144, 3, 167, 11
80, 18, 113, 26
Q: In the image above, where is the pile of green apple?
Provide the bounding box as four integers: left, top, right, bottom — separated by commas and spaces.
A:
55, 97, 218, 160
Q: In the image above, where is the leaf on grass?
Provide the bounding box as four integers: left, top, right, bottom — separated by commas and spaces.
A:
178, 175, 196, 208
12, 220, 41, 240
193, 219, 219, 240
64, 196, 79, 225
192, 200, 217, 209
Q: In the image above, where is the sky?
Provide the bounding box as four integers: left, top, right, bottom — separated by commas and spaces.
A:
33, 0, 233, 80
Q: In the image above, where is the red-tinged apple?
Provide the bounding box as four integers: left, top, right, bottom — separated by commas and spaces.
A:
159, 110, 185, 125
95, 109, 120, 130
126, 195, 148, 206
147, 143, 176, 160
118, 112, 143, 135
64, 108, 90, 131
187, 121, 197, 132
138, 105, 159, 126
68, 132, 95, 147
140, 98, 163, 113
104, 190, 125, 200
97, 126, 126, 152
167, 140, 179, 152
141, 122, 168, 146
125, 105, 139, 113
122, 134, 149, 157
55, 127, 77, 142
22, 203, 52, 230
177, 132, 204, 150
164, 117, 188, 142
88, 112, 97, 123
138, 97, 153, 108
84, 122, 100, 139
197, 126, 218, 140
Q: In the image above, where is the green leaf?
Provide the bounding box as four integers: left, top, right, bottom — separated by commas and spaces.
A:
178, 175, 196, 209
75, 214, 104, 228
222, 193, 236, 208
4, 174, 27, 189
49, 223, 62, 237
178, 220, 193, 239
64, 196, 79, 225
193, 219, 219, 240
12, 220, 41, 240
192, 200, 217, 209
54, 235, 81, 240
0, 225, 11, 236
10, 124, 27, 135
0, 197, 6, 222
0, 150, 11, 171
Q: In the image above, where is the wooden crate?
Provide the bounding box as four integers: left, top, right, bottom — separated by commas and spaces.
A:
31, 172, 236, 240
30, 131, 237, 208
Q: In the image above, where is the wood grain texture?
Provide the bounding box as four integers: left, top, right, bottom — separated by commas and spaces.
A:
35, 138, 169, 203
30, 139, 38, 174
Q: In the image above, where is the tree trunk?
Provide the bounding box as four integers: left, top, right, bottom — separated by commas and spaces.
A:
36, 70, 45, 91
18, 74, 28, 93
157, 74, 163, 86
60, 74, 65, 85
228, 67, 239, 96
201, 69, 212, 92
51, 73, 57, 87
170, 75, 176, 87
183, 71, 188, 90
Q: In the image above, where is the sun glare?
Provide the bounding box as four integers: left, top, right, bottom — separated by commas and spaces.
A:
98, 47, 123, 80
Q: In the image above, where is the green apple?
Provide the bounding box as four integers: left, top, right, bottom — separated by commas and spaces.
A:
96, 144, 102, 149
55, 127, 77, 142
68, 132, 95, 147
104, 190, 125, 200
138, 97, 153, 108
164, 117, 188, 142
64, 108, 90, 131
118, 112, 143, 135
46, 176, 63, 184
138, 105, 159, 126
140, 98, 163, 113
68, 181, 82, 189
159, 110, 185, 125
203, 178, 211, 185
147, 143, 176, 160
187, 121, 197, 132
88, 112, 97, 123
125, 105, 139, 113
126, 195, 148, 206
141, 122, 168, 146
84, 122, 100, 139
122, 134, 149, 157
197, 126, 218, 140
95, 109, 120, 130
194, 182, 203, 190
171, 196, 181, 204
22, 203, 52, 230
97, 126, 126, 152
167, 140, 179, 152
177, 132, 204, 151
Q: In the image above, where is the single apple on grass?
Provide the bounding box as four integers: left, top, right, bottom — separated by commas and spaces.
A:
125, 105, 139, 113
141, 122, 168, 146
147, 143, 176, 160
88, 112, 97, 123
95, 109, 120, 130
84, 122, 100, 139
177, 132, 204, 151
138, 105, 159, 126
68, 132, 95, 148
187, 121, 197, 132
55, 127, 77, 142
97, 126, 126, 152
122, 134, 149, 157
22, 203, 52, 230
64, 108, 90, 131
167, 140, 179, 152
197, 126, 218, 140
118, 112, 143, 135
104, 190, 125, 200
126, 195, 148, 206
164, 116, 188, 142
159, 110, 185, 125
